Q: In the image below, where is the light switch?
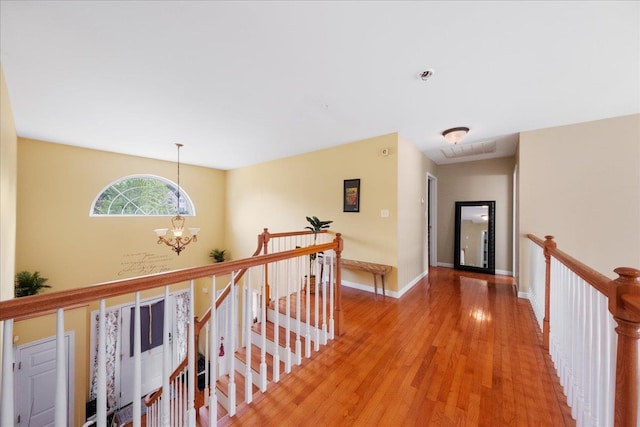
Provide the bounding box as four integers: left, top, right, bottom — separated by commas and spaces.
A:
381, 209, 389, 218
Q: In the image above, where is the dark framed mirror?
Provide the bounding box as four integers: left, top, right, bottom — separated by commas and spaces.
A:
454, 201, 495, 274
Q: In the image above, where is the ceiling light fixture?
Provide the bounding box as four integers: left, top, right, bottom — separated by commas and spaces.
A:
442, 127, 470, 144
154, 143, 199, 255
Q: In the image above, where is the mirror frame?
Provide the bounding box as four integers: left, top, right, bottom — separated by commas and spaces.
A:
454, 200, 496, 274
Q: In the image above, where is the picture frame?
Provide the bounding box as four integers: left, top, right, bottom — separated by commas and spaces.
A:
343, 179, 360, 212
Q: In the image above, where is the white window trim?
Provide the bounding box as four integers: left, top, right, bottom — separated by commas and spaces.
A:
89, 174, 196, 217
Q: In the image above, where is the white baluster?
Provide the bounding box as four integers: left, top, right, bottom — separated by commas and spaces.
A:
133, 292, 142, 427
273, 259, 281, 383
228, 272, 236, 416
244, 276, 252, 403
295, 256, 302, 365
321, 254, 328, 345
208, 276, 217, 427
162, 286, 170, 427
284, 258, 292, 374
260, 265, 267, 392
187, 280, 196, 426
97, 299, 107, 427
314, 254, 320, 352
1, 319, 14, 426
330, 252, 335, 340
55, 309, 67, 426
305, 255, 311, 358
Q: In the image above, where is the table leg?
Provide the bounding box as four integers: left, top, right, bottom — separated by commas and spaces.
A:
373, 273, 377, 296
381, 275, 386, 297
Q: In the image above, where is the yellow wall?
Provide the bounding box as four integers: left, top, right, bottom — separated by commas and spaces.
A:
437, 157, 515, 273
1, 66, 17, 304
397, 134, 436, 292
518, 114, 640, 292
15, 138, 227, 424
1, 65, 18, 386
226, 133, 401, 291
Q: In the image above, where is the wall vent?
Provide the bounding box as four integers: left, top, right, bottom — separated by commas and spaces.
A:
441, 140, 496, 159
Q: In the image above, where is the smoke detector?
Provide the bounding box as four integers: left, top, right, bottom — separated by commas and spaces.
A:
418, 69, 434, 81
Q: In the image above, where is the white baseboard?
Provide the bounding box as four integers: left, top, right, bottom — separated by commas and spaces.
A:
396, 270, 428, 298
518, 291, 530, 299
436, 263, 513, 277
342, 269, 429, 299
342, 280, 391, 296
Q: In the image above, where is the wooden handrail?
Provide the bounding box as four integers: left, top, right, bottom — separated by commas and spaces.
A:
526, 233, 610, 295
194, 228, 333, 331
527, 233, 545, 248
0, 239, 340, 322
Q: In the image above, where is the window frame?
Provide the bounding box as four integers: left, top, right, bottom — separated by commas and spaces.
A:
89, 174, 196, 217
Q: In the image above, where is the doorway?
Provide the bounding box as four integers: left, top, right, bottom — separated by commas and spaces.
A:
15, 333, 74, 426
427, 173, 438, 267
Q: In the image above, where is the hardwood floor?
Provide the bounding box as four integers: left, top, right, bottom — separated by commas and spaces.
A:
221, 267, 574, 426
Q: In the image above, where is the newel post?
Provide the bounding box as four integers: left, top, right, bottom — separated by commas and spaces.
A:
543, 235, 556, 351
334, 233, 344, 336
608, 267, 640, 427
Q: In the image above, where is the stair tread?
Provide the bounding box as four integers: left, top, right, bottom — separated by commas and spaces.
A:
252, 320, 309, 352
269, 291, 332, 326
234, 343, 285, 380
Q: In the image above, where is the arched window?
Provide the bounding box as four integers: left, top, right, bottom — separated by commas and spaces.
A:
90, 174, 195, 216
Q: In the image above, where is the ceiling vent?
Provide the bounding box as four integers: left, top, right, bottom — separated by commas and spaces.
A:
441, 140, 496, 159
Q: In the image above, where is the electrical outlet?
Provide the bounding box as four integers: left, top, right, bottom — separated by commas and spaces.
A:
381, 209, 390, 218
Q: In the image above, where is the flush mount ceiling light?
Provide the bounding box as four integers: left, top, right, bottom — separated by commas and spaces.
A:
442, 127, 470, 144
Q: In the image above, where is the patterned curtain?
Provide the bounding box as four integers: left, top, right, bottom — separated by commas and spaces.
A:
174, 291, 190, 362
89, 309, 120, 411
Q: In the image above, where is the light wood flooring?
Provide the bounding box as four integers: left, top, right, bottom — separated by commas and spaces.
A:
220, 267, 574, 426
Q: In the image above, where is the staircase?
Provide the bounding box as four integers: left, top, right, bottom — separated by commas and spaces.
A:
144, 229, 344, 426
197, 290, 332, 425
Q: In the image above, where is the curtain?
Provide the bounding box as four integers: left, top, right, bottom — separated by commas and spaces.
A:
174, 291, 190, 362
89, 309, 120, 411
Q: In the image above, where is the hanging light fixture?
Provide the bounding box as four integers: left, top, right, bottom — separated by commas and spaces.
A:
442, 127, 470, 144
154, 143, 199, 255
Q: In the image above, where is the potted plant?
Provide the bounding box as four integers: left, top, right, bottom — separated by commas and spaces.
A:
209, 248, 227, 263
15, 270, 51, 297
304, 216, 332, 293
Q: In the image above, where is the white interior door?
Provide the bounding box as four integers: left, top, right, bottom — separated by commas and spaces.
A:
15, 334, 73, 427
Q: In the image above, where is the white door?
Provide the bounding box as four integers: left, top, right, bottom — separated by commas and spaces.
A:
15, 334, 73, 427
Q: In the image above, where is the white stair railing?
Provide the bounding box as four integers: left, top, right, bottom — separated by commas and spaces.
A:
526, 234, 640, 427
549, 257, 617, 426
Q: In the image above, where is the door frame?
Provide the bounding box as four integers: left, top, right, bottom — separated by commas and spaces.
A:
427, 173, 438, 267
15, 332, 75, 426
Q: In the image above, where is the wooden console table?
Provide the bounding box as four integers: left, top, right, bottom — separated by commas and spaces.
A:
340, 258, 392, 297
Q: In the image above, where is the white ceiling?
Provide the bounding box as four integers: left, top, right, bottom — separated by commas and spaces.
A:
1, 1, 638, 170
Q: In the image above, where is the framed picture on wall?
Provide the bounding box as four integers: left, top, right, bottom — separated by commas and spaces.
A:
343, 179, 360, 212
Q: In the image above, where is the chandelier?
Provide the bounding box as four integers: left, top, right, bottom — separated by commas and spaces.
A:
154, 143, 199, 255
